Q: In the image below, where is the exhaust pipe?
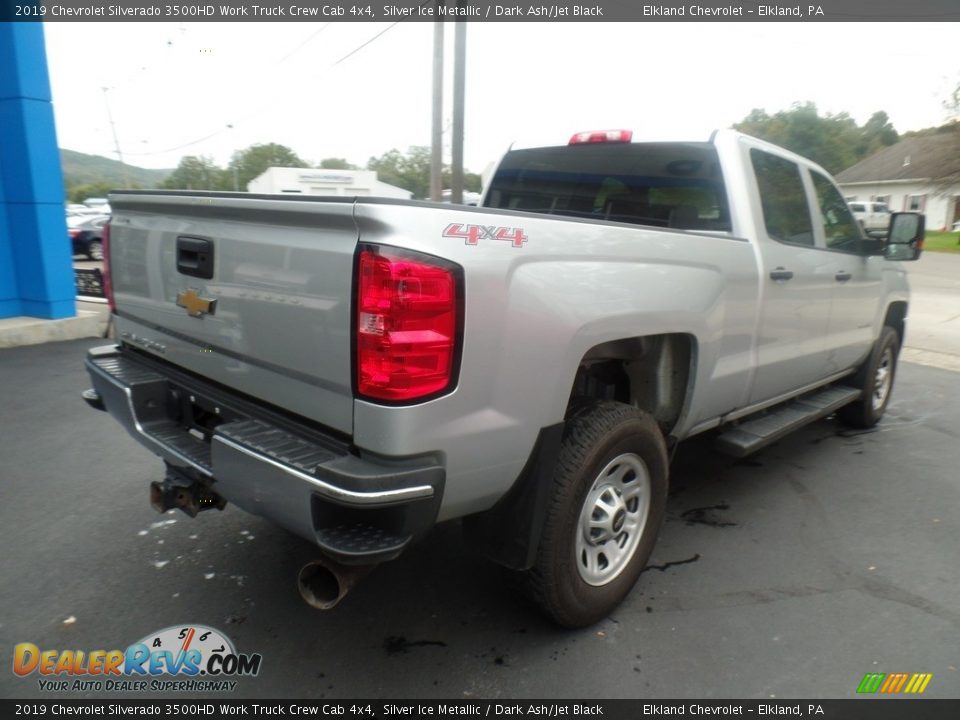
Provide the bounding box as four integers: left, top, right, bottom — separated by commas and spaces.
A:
298, 558, 376, 610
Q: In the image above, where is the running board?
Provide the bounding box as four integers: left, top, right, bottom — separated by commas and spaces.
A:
715, 386, 861, 458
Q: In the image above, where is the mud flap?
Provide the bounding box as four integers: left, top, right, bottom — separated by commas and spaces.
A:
462, 422, 564, 571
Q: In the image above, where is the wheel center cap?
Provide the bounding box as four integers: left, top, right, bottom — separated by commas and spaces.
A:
613, 509, 626, 533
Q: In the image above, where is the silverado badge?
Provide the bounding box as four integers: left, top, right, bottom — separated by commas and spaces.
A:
176, 288, 217, 318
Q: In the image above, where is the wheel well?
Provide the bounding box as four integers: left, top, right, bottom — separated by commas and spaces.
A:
884, 302, 908, 344
567, 334, 694, 434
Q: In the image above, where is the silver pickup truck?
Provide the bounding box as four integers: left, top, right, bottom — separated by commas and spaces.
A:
84, 129, 924, 627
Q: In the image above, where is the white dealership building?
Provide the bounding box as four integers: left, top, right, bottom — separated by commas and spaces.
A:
247, 167, 413, 199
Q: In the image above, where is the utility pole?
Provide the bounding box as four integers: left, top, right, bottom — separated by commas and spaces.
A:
227, 124, 239, 191
430, 20, 444, 202
102, 86, 129, 189
450, 20, 466, 204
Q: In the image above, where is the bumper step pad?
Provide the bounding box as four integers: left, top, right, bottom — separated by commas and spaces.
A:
315, 523, 412, 562
216, 419, 336, 473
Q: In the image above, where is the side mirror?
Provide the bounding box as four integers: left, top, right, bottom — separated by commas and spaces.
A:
885, 212, 924, 261
859, 237, 887, 256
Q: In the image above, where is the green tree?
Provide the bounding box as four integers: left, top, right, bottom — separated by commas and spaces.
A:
69, 181, 116, 204
161, 155, 227, 191
318, 157, 356, 170
367, 146, 483, 199
857, 111, 899, 158
228, 143, 306, 190
945, 81, 960, 121
733, 102, 899, 174
463, 172, 482, 194
368, 147, 431, 199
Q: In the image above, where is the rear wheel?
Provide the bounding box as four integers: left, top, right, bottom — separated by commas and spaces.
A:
521, 402, 668, 627
838, 326, 899, 428
87, 240, 103, 261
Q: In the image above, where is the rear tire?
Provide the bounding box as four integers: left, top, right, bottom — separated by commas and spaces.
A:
521, 402, 668, 628
87, 240, 104, 261
838, 326, 899, 429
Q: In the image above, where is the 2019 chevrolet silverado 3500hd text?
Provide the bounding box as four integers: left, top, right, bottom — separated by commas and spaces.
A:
84, 130, 925, 627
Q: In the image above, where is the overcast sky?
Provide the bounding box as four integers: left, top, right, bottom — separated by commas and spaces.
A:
43, 21, 959, 175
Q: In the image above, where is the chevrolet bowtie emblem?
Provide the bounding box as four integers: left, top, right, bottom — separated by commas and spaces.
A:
176, 288, 217, 318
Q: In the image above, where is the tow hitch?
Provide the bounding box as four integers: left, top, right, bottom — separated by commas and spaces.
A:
150, 464, 226, 518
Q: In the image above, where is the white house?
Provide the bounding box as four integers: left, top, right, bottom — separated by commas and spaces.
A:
836, 132, 960, 231
247, 167, 413, 199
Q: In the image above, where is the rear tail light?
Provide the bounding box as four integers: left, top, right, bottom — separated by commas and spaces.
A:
355, 246, 461, 403
102, 222, 115, 313
569, 129, 633, 145
68, 229, 81, 238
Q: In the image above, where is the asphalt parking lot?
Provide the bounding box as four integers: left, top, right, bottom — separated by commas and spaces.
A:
1, 333, 958, 700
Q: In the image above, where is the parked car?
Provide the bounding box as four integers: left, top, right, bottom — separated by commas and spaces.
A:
68, 214, 109, 260
848, 201, 891, 234
67, 205, 107, 218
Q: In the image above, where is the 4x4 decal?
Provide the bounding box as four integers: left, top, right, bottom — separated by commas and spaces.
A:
443, 223, 528, 248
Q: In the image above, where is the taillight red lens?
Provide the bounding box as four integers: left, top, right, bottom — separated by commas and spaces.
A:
356, 247, 460, 402
102, 222, 115, 313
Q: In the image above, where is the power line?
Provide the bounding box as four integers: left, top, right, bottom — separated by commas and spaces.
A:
123, 22, 404, 158
277, 22, 332, 64
122, 127, 234, 157
101, 86, 129, 187
108, 34, 176, 91
330, 22, 400, 67
117, 24, 330, 157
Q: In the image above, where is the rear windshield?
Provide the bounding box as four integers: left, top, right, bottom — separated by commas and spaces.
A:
484, 142, 731, 231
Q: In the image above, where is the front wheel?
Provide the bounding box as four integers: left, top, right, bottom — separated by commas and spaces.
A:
838, 326, 900, 428
521, 402, 668, 627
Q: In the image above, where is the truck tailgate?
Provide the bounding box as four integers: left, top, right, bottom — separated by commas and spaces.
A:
108, 193, 358, 436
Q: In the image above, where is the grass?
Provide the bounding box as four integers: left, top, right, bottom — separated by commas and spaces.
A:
923, 230, 960, 253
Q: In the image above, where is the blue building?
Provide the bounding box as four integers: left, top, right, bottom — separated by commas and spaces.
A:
0, 22, 98, 344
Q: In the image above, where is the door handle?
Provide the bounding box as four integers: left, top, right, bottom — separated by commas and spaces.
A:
835, 271, 852, 282
769, 268, 794, 281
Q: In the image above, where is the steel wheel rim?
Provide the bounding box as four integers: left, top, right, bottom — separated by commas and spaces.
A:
576, 452, 651, 586
872, 348, 893, 411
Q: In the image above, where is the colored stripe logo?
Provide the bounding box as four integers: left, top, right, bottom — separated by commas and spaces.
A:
857, 672, 933, 694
